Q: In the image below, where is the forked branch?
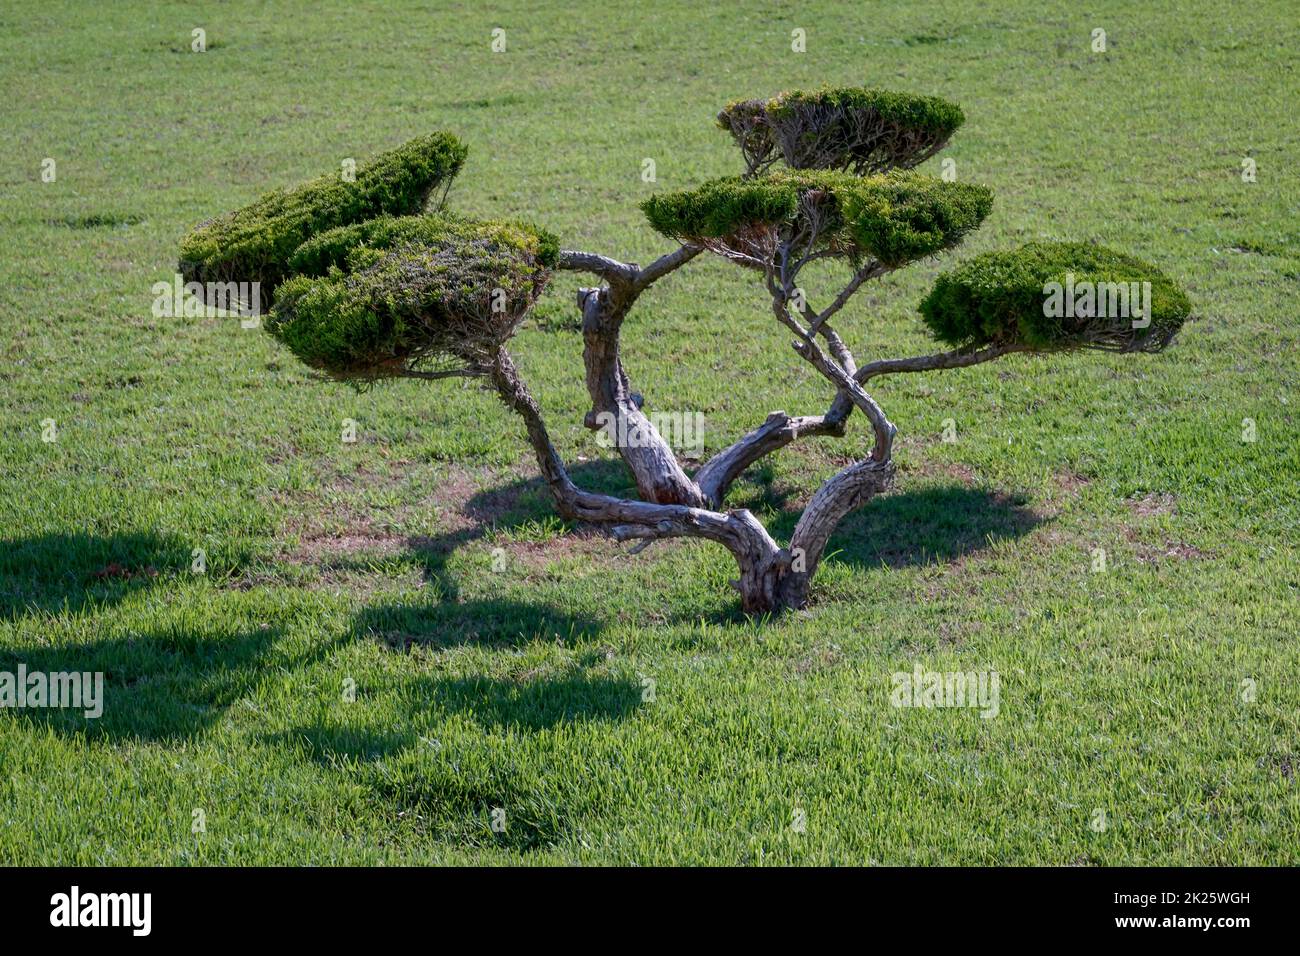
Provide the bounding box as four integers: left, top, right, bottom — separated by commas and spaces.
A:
487, 347, 784, 613
558, 244, 709, 507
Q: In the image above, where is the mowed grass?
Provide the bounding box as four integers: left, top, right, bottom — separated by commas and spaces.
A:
1, 0, 1297, 864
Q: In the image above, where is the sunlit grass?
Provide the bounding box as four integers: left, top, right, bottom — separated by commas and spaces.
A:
0, 0, 1296, 864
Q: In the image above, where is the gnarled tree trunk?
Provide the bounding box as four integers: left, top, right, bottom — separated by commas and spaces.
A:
491, 243, 1025, 616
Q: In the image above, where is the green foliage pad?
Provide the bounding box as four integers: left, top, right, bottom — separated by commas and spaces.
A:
717, 86, 965, 174
642, 170, 992, 267
266, 219, 554, 383
289, 213, 559, 278
178, 132, 469, 304
919, 241, 1192, 352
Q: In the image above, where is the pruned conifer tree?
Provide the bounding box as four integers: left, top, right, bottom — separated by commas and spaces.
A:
180, 87, 1190, 613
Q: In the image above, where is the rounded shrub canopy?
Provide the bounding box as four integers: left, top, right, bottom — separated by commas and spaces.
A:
178, 132, 468, 303
289, 212, 560, 277
717, 87, 964, 175
919, 241, 1191, 352
642, 170, 992, 267
265, 216, 555, 383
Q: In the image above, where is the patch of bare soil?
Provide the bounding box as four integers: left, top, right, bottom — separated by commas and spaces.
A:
912, 458, 978, 485
288, 530, 405, 564
1129, 534, 1209, 564
494, 534, 612, 571
1126, 492, 1178, 518
262, 460, 627, 592
1055, 468, 1092, 497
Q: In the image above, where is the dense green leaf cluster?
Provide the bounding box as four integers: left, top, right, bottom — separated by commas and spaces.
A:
642, 176, 799, 242
267, 229, 551, 381
178, 132, 468, 301
717, 86, 964, 174
642, 170, 992, 266
178, 132, 560, 383
766, 86, 964, 134
919, 241, 1191, 351
288, 213, 559, 277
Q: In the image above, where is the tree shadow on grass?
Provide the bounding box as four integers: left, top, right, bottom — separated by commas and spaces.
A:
353, 598, 604, 651
275, 718, 570, 850
463, 458, 637, 528
764, 484, 1046, 570
0, 624, 343, 743
0, 531, 191, 621
269, 666, 642, 851
280, 671, 640, 746
337, 460, 628, 648
357, 468, 1044, 630
429, 672, 642, 730
320, 459, 632, 608
726, 460, 799, 514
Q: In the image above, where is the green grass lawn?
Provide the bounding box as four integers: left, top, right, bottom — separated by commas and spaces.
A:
1, 0, 1297, 864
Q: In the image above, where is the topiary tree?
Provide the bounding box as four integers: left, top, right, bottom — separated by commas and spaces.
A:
180, 87, 1190, 615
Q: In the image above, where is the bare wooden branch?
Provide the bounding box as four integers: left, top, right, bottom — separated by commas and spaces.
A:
782, 458, 895, 608
694, 411, 845, 507
856, 343, 1035, 380
556, 250, 637, 285
578, 286, 708, 507
558, 243, 701, 293
825, 343, 1035, 422
553, 244, 710, 506
633, 243, 702, 290
489, 346, 788, 611
764, 279, 895, 462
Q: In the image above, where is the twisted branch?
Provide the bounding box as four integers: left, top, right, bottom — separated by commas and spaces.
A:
488, 347, 783, 613
556, 243, 708, 507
